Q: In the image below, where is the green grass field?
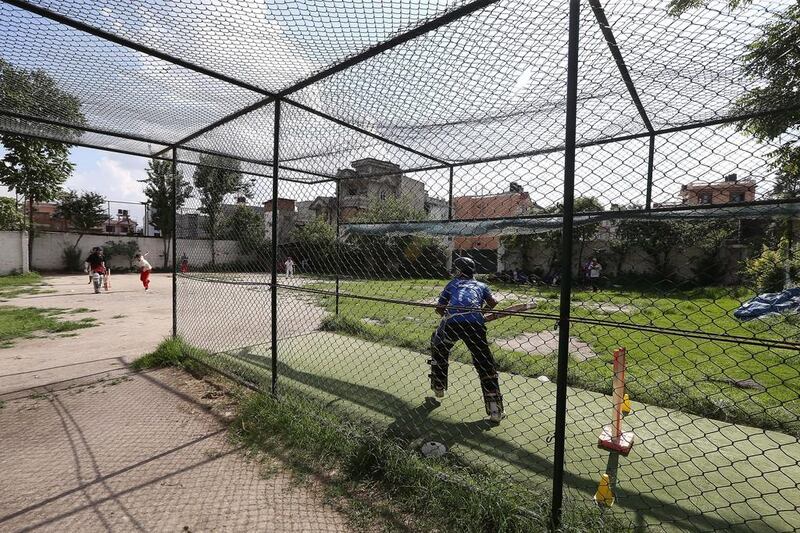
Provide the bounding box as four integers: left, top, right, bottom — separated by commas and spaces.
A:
0, 306, 96, 348
192, 332, 800, 532
303, 278, 800, 437
0, 272, 52, 300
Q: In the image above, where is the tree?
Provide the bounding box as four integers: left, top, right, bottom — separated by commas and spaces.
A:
0, 58, 85, 263
348, 196, 445, 278
141, 158, 193, 268
348, 195, 426, 223
290, 217, 337, 274
103, 239, 141, 270
0, 197, 24, 230
223, 204, 266, 256
523, 196, 605, 275
192, 155, 250, 268
615, 219, 687, 281
54, 191, 107, 249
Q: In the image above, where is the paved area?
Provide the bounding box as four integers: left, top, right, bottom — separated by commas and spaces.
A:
0, 274, 351, 532
0, 367, 350, 532
1, 274, 172, 397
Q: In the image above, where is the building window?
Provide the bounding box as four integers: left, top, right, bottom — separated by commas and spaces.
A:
105, 225, 114, 233
730, 191, 745, 203
379, 190, 387, 201
699, 192, 712, 205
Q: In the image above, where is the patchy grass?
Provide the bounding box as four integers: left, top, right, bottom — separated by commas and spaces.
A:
312, 279, 800, 436
0, 306, 97, 347
130, 337, 207, 375
0, 272, 50, 300
233, 390, 631, 533
111, 314, 126, 319
135, 336, 630, 532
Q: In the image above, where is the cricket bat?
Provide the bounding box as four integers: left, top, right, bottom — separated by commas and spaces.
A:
484, 301, 536, 322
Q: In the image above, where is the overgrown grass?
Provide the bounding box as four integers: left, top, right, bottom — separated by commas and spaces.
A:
130, 337, 206, 374
133, 337, 631, 532
313, 279, 800, 436
0, 306, 96, 347
233, 390, 631, 533
0, 272, 50, 300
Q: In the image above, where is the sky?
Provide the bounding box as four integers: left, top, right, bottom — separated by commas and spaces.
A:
0, 0, 792, 224
0, 147, 150, 226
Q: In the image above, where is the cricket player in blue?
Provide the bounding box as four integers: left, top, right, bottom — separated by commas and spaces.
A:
430, 257, 504, 422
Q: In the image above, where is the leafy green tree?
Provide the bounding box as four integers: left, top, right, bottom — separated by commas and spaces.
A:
349, 195, 426, 223
192, 155, 250, 267
54, 190, 107, 249
289, 217, 336, 274
348, 196, 445, 278
223, 204, 266, 256
0, 58, 85, 263
0, 197, 24, 230
141, 158, 193, 268
103, 239, 141, 270
505, 197, 604, 275
615, 219, 687, 281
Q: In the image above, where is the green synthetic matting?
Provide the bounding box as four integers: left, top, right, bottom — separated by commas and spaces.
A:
211, 332, 800, 532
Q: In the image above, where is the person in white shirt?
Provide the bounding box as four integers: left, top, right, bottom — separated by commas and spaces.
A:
588, 257, 603, 293
285, 256, 294, 279
133, 253, 152, 291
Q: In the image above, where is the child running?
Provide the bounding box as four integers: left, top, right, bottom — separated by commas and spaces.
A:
133, 253, 152, 292
430, 256, 504, 423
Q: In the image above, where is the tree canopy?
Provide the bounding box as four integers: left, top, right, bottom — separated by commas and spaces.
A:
141, 158, 193, 268
55, 190, 107, 247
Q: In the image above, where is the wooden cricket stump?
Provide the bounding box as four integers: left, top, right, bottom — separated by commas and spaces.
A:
598, 348, 634, 455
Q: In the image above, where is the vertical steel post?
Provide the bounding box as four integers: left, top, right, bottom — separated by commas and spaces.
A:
645, 134, 655, 210
335, 179, 341, 316
271, 100, 281, 396
448, 166, 454, 221
171, 148, 178, 339
551, 0, 580, 529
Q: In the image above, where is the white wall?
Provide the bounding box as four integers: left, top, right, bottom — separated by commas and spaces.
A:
0, 231, 28, 275
30, 231, 240, 271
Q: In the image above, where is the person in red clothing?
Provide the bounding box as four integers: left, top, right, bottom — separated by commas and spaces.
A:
133, 253, 152, 291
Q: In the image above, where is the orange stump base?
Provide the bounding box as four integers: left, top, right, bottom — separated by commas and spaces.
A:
598, 425, 634, 455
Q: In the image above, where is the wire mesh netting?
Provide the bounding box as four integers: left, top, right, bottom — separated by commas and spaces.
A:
3, 0, 800, 530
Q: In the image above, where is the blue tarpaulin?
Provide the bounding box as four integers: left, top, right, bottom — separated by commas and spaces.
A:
733, 287, 800, 320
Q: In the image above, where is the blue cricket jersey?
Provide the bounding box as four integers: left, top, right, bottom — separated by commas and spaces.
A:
438, 278, 493, 324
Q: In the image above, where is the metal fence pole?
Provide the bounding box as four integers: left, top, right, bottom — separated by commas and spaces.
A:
448, 166, 454, 221
271, 100, 281, 396
171, 147, 178, 339
335, 179, 341, 316
551, 0, 580, 529
646, 134, 655, 210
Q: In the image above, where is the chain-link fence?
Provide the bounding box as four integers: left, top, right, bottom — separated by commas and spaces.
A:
2, 0, 799, 530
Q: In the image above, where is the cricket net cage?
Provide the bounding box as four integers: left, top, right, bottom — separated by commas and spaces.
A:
2, 0, 799, 530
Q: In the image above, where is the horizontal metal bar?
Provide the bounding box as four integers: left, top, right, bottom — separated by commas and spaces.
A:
0, 126, 171, 161
2, 0, 270, 97
272, 283, 800, 351
277, 0, 500, 98
340, 197, 800, 226
282, 99, 450, 165
0, 110, 172, 147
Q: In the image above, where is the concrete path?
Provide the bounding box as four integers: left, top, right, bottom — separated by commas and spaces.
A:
0, 274, 352, 532
1, 274, 172, 397
0, 367, 350, 532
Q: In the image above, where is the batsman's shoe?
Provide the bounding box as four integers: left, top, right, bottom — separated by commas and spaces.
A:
487, 401, 504, 423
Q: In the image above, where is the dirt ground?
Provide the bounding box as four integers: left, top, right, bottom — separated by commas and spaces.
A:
1, 274, 173, 397
0, 274, 351, 532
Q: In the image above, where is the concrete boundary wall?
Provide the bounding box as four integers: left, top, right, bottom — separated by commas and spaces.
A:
29, 232, 239, 271
0, 231, 29, 275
